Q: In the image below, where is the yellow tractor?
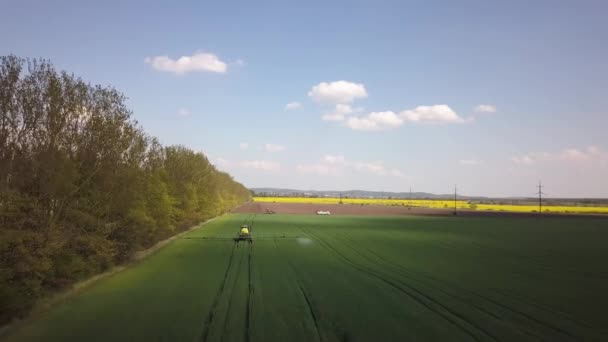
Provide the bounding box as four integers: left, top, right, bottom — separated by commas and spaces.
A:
235, 224, 252, 243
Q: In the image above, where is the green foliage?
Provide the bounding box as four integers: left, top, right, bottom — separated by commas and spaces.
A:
0, 55, 250, 324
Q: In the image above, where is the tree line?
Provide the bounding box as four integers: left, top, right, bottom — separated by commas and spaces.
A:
0, 55, 251, 324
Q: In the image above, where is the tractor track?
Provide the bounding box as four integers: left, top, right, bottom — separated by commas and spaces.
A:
295, 281, 322, 342
336, 234, 504, 321
273, 239, 323, 342
220, 247, 245, 342
335, 231, 583, 341
241, 214, 253, 226
331, 232, 559, 341
243, 213, 257, 232
492, 287, 599, 331
226, 212, 257, 342
299, 226, 495, 342
250, 214, 257, 231
198, 243, 237, 342
334, 232, 501, 320
458, 239, 608, 280
365, 239, 582, 339
245, 243, 253, 342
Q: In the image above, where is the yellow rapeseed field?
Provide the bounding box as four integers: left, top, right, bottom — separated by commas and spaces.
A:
474, 204, 608, 214
253, 197, 608, 214
254, 197, 472, 209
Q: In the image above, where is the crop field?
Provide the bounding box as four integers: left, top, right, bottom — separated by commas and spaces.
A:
254, 196, 608, 214
5, 214, 608, 341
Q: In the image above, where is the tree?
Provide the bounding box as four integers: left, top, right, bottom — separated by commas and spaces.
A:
0, 55, 251, 324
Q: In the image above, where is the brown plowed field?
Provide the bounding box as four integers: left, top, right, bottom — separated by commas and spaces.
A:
233, 201, 607, 218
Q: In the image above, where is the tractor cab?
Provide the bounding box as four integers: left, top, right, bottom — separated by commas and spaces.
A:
235, 224, 252, 243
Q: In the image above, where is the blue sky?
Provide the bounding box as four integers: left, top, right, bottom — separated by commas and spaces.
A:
2, 0, 607, 197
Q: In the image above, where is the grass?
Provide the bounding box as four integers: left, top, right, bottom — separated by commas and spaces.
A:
4, 214, 608, 341
254, 196, 608, 214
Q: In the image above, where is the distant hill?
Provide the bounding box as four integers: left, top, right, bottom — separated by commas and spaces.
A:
250, 187, 488, 200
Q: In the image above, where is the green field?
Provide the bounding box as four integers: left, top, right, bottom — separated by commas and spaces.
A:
5, 214, 608, 341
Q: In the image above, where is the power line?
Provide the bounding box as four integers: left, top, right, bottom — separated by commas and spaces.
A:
453, 184, 458, 215
536, 180, 545, 216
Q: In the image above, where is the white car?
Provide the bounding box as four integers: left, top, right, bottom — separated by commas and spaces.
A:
316, 210, 331, 215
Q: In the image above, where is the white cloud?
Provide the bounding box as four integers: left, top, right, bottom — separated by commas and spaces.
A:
344, 105, 464, 131
322, 114, 343, 122
215, 157, 229, 168
354, 161, 386, 176
459, 159, 481, 165
369, 111, 403, 127
345, 117, 381, 131
346, 111, 403, 131
561, 148, 590, 162
296, 163, 338, 175
215, 158, 280, 172
322, 104, 354, 121
389, 169, 407, 178
511, 154, 537, 165
352, 161, 407, 178
308, 81, 368, 104
264, 143, 286, 152
241, 160, 281, 171
296, 155, 406, 178
144, 51, 227, 74
322, 154, 346, 164
511, 146, 608, 165
285, 102, 302, 110
400, 105, 464, 124
177, 108, 191, 117
474, 104, 497, 113
239, 142, 249, 150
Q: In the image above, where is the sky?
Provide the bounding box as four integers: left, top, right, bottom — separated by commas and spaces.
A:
1, 0, 607, 197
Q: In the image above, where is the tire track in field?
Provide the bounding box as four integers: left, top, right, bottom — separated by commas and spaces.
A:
363, 238, 582, 339
337, 232, 582, 341
241, 214, 252, 226
295, 282, 322, 342
336, 234, 506, 321
249, 214, 257, 232
220, 247, 245, 342
198, 243, 237, 342
244, 212, 257, 342
335, 232, 500, 321
458, 239, 608, 280
299, 226, 493, 342
273, 239, 323, 342
245, 243, 253, 342
335, 234, 507, 322
333, 233, 510, 341
492, 287, 598, 331
340, 233, 569, 340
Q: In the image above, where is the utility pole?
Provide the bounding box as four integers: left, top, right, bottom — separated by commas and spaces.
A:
453, 185, 458, 215
408, 186, 412, 209
536, 180, 544, 216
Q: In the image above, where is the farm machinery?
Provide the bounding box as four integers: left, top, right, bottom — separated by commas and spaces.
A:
234, 214, 255, 243
234, 224, 252, 243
